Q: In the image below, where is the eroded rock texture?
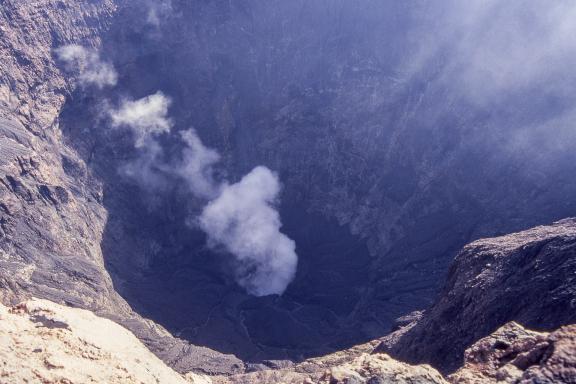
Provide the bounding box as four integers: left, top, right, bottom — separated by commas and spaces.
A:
450, 322, 576, 384
0, 0, 242, 375
0, 0, 117, 314
380, 218, 576, 374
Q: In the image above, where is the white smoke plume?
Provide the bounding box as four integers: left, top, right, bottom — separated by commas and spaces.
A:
176, 129, 222, 200
106, 92, 172, 190
177, 133, 298, 296
109, 92, 172, 147
199, 166, 298, 296
107, 92, 298, 296
120, 138, 166, 190
55, 45, 117, 88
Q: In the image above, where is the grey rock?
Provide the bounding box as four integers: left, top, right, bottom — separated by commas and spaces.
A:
0, 0, 243, 375
379, 218, 576, 374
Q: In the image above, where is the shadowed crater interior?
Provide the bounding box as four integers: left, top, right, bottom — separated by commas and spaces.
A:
58, 0, 576, 364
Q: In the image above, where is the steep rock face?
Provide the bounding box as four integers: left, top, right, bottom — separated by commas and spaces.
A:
0, 0, 242, 375
449, 322, 576, 384
0, 0, 117, 311
379, 218, 576, 373
0, 298, 211, 384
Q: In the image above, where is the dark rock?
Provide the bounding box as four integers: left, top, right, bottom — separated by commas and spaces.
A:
379, 218, 576, 374
0, 0, 243, 375
30, 313, 70, 329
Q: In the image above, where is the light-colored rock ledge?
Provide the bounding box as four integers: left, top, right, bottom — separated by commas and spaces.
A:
0, 298, 211, 384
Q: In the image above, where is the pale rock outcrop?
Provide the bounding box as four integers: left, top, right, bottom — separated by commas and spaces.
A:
450, 322, 576, 384
0, 298, 211, 384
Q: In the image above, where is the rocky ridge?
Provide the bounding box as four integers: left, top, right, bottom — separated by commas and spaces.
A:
379, 218, 576, 374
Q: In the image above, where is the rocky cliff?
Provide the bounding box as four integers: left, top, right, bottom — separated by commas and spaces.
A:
379, 218, 576, 374
213, 219, 576, 383
0, 0, 242, 375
